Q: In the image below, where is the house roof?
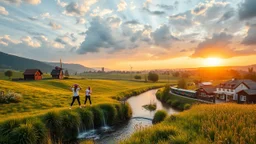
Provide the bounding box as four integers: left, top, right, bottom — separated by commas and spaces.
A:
200, 82, 212, 86
198, 85, 216, 94
24, 69, 43, 75
216, 79, 256, 89
51, 69, 62, 76
240, 89, 256, 96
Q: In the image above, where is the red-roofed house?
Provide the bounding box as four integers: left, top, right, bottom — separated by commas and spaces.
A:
23, 69, 43, 80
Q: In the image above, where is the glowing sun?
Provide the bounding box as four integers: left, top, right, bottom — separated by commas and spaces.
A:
204, 57, 222, 66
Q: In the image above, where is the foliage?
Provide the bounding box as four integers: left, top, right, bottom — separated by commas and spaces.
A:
172, 71, 180, 77
4, 70, 13, 79
244, 67, 256, 81
98, 104, 117, 125
64, 70, 70, 77
152, 110, 167, 124
183, 104, 191, 110
156, 87, 197, 111
177, 79, 186, 89
122, 104, 256, 144
148, 72, 159, 82
134, 75, 142, 80
143, 103, 156, 111
0, 91, 22, 104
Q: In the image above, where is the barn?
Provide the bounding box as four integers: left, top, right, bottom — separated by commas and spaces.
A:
51, 66, 63, 79
23, 69, 43, 80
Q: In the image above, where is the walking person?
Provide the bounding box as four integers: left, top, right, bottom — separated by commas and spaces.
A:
84, 86, 92, 106
70, 84, 82, 109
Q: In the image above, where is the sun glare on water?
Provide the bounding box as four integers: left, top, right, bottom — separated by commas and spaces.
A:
204, 57, 222, 66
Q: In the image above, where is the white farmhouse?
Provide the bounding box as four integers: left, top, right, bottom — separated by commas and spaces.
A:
214, 79, 256, 102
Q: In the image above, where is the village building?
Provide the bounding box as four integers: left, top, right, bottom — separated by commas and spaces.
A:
51, 66, 63, 79
237, 90, 256, 104
196, 85, 216, 103
23, 69, 43, 80
214, 79, 256, 102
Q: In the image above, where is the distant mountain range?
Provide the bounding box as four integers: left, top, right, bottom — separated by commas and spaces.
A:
0, 51, 94, 73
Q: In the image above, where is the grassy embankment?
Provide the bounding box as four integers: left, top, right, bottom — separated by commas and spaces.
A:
0, 78, 168, 143
0, 79, 166, 121
156, 86, 198, 110
121, 104, 256, 144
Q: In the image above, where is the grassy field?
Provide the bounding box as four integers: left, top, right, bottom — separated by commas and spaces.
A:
79, 72, 179, 83
0, 79, 165, 121
121, 104, 256, 144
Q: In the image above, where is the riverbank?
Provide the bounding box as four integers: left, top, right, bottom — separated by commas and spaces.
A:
121, 104, 256, 144
156, 86, 198, 111
0, 103, 132, 144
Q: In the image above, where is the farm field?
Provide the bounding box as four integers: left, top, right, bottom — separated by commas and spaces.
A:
79, 72, 179, 83
0, 79, 166, 122
122, 104, 256, 144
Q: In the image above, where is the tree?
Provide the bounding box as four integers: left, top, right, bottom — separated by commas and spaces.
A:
172, 71, 180, 77
64, 70, 70, 77
4, 70, 13, 79
178, 79, 186, 89
134, 75, 142, 80
244, 67, 256, 81
148, 72, 159, 82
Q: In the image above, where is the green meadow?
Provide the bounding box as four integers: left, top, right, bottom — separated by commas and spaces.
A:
0, 79, 165, 122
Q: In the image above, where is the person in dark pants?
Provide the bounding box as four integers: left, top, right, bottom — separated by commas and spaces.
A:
70, 84, 82, 109
84, 86, 92, 106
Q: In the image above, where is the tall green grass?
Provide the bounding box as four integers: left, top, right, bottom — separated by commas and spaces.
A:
121, 104, 256, 144
0, 103, 132, 144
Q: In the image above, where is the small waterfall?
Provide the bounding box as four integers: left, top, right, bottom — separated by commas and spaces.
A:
101, 110, 110, 131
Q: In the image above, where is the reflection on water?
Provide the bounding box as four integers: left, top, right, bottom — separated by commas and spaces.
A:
79, 89, 178, 144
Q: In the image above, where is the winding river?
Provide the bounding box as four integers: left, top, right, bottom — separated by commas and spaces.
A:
79, 89, 179, 144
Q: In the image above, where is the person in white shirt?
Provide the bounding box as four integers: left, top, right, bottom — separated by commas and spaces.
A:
70, 84, 82, 109
84, 86, 92, 106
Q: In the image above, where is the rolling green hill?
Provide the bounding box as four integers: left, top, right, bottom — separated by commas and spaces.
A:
0, 51, 54, 72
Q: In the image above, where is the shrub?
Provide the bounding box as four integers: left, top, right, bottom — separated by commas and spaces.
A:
134, 75, 142, 80
0, 91, 22, 104
153, 110, 168, 124
148, 72, 159, 82
0, 119, 20, 136
184, 104, 191, 110
167, 100, 173, 105
171, 100, 180, 108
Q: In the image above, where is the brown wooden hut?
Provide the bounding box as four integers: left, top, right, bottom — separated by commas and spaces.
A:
23, 69, 43, 80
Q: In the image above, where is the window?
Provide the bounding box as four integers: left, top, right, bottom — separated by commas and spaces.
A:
240, 96, 246, 101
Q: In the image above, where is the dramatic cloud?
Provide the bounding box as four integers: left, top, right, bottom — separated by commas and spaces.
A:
117, 0, 127, 11
77, 17, 118, 54
20, 36, 41, 48
1, 0, 41, 5
56, 0, 67, 7
218, 9, 235, 23
242, 25, 256, 45
48, 22, 61, 30
124, 20, 140, 25
192, 3, 208, 15
156, 4, 175, 11
0, 35, 20, 46
191, 32, 235, 58
91, 7, 113, 17
76, 17, 86, 24
143, 8, 165, 15
0, 6, 8, 15
151, 25, 179, 48
239, 0, 256, 20
64, 0, 97, 16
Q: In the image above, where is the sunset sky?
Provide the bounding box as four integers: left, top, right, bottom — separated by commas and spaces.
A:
0, 0, 256, 70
